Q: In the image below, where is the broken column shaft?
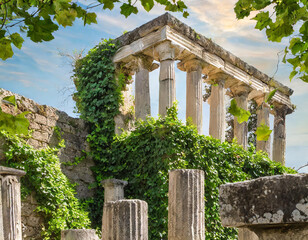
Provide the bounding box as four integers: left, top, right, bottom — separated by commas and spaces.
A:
0, 166, 26, 240
168, 169, 205, 240
102, 199, 148, 240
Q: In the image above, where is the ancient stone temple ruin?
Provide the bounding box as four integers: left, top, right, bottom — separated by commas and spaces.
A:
113, 13, 294, 165
0, 13, 304, 240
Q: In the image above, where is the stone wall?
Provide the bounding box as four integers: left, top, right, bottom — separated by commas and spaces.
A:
0, 88, 96, 239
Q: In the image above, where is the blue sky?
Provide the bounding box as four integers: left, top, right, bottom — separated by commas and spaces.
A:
1, 0, 308, 172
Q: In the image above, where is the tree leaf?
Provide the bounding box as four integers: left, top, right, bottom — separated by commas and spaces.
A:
102, 0, 115, 10
255, 124, 272, 141
141, 0, 154, 12
120, 3, 138, 18
252, 11, 271, 30
9, 33, 24, 49
55, 9, 77, 27
0, 38, 13, 60
228, 99, 251, 124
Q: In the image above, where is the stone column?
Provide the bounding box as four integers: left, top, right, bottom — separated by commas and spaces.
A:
134, 55, 159, 120
155, 41, 176, 117
61, 229, 99, 240
102, 199, 148, 240
272, 105, 288, 165
219, 174, 308, 240
102, 178, 128, 202
256, 102, 271, 155
0, 166, 26, 240
207, 73, 228, 141
231, 87, 250, 149
168, 169, 205, 240
178, 59, 203, 133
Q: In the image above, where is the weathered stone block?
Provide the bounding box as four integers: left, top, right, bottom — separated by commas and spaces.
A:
61, 229, 99, 240
34, 114, 47, 125
219, 174, 308, 228
102, 178, 128, 202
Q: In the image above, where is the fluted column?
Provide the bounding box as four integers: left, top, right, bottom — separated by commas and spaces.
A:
102, 199, 148, 240
207, 73, 228, 141
178, 59, 203, 133
102, 178, 128, 203
134, 55, 159, 120
272, 105, 288, 165
231, 86, 250, 149
168, 169, 205, 240
256, 101, 271, 155
0, 166, 26, 240
155, 41, 176, 117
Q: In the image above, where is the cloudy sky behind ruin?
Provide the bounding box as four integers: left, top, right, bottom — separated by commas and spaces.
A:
1, 0, 308, 172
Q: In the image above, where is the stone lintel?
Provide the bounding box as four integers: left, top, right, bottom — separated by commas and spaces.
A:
113, 13, 293, 97
219, 174, 308, 228
0, 166, 26, 176
113, 20, 294, 110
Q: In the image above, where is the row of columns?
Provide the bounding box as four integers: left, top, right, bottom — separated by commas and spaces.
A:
129, 41, 289, 165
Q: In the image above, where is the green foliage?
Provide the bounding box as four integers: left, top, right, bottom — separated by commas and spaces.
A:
100, 105, 295, 239
0, 0, 188, 60
234, 0, 308, 82
0, 95, 30, 135
1, 131, 91, 239
228, 99, 251, 123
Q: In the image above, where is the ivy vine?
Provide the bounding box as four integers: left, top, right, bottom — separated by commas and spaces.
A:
0, 131, 91, 239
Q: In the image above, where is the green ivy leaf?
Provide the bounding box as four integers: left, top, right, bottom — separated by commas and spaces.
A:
120, 3, 138, 18
228, 99, 251, 123
255, 124, 272, 141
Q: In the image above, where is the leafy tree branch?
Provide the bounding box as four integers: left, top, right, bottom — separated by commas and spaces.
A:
234, 0, 308, 82
0, 0, 188, 60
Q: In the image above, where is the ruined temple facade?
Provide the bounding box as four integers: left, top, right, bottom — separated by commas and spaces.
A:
113, 13, 294, 166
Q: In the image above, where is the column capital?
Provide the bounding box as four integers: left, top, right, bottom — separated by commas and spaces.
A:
205, 72, 230, 85
177, 57, 207, 72
134, 54, 159, 72
230, 83, 252, 97
155, 41, 175, 61
272, 103, 290, 116
119, 55, 159, 74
